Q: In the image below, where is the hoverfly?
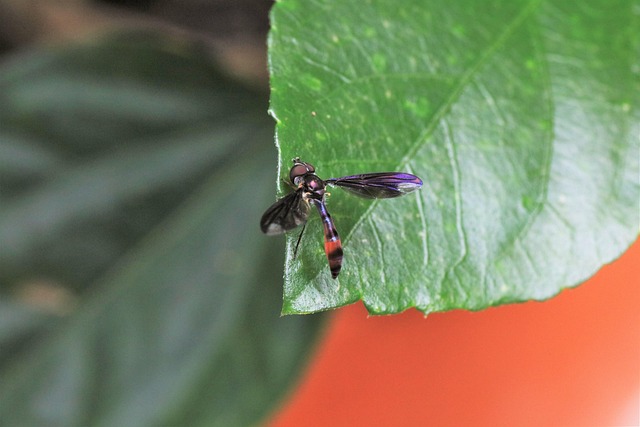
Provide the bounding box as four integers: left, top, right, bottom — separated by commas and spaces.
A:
260, 158, 423, 279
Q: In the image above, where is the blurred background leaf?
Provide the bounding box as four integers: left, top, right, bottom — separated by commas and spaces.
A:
269, 0, 639, 314
0, 30, 324, 427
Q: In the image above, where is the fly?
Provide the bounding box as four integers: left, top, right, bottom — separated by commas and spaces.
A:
260, 158, 423, 279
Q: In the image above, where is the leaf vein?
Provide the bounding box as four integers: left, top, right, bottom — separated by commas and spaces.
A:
493, 16, 556, 264
442, 118, 468, 284
367, 215, 387, 286
307, 0, 544, 292
397, 0, 543, 168
412, 177, 429, 269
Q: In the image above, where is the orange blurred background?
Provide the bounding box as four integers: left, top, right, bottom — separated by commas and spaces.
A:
269, 238, 639, 426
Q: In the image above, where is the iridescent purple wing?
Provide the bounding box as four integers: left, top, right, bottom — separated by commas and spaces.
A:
325, 172, 423, 199
260, 190, 310, 235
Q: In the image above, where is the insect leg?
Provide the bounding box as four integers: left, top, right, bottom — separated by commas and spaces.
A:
293, 223, 306, 258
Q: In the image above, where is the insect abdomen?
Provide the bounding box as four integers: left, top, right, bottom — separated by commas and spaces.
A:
314, 200, 343, 279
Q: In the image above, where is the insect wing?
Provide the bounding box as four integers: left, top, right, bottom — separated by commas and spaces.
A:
260, 191, 310, 235
326, 172, 423, 198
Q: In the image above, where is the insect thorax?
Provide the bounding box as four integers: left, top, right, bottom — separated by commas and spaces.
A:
301, 174, 325, 200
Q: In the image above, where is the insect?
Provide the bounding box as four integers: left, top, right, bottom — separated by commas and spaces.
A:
260, 158, 423, 279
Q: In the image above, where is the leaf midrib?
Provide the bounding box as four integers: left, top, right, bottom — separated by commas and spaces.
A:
303, 0, 544, 291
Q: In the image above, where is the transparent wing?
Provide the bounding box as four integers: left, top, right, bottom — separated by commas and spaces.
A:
325, 172, 423, 199
260, 191, 310, 235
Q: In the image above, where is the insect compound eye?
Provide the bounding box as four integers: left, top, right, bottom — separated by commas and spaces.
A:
290, 164, 310, 184
289, 160, 316, 185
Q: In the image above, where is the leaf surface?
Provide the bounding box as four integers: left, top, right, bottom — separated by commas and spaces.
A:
268, 0, 639, 314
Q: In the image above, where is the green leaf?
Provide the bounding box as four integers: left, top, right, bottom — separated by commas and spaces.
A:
269, 0, 639, 314
0, 33, 262, 290
0, 33, 324, 426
